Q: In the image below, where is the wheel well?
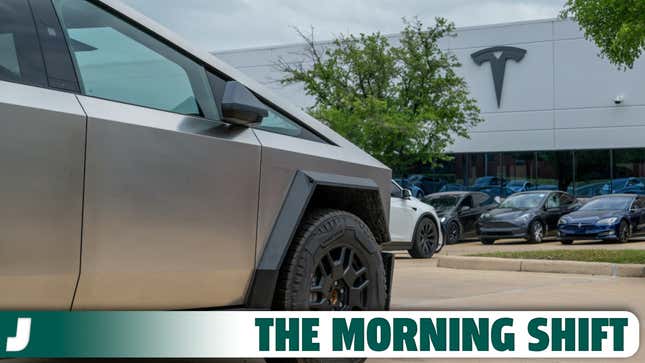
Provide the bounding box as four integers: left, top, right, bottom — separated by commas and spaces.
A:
413, 213, 439, 238
305, 185, 390, 244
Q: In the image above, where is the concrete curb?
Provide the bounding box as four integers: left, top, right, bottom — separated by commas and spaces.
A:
437, 255, 645, 278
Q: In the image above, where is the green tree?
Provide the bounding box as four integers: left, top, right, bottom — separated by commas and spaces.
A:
278, 19, 482, 175
562, 0, 645, 69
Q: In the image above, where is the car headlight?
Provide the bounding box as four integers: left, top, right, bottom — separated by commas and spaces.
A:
596, 217, 618, 226
440, 216, 447, 223
558, 217, 568, 225
481, 213, 490, 220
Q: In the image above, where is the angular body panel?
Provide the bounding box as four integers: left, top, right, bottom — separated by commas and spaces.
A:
73, 96, 261, 309
0, 81, 85, 309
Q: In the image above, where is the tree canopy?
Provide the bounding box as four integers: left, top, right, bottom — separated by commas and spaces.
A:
562, 0, 645, 69
278, 19, 482, 175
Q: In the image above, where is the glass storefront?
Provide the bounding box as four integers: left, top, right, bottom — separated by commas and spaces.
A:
613, 149, 645, 195
574, 150, 611, 197
401, 148, 645, 199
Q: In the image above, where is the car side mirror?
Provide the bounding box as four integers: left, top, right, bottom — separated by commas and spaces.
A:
460, 206, 471, 212
402, 189, 412, 199
221, 81, 269, 125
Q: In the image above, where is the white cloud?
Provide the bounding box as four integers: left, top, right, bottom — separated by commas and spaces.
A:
123, 0, 563, 51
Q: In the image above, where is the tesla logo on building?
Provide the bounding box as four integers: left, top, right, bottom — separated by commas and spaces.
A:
471, 46, 527, 107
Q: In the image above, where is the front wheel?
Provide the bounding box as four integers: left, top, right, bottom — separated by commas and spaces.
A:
446, 220, 461, 244
618, 220, 630, 243
527, 220, 544, 243
274, 209, 386, 311
408, 217, 439, 259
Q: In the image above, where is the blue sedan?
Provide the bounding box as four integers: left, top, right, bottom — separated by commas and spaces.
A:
558, 194, 645, 244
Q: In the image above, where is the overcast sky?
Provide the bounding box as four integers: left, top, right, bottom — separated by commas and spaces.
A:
123, 0, 565, 52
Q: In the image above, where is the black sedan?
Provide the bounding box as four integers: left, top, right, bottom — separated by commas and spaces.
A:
558, 194, 645, 244
423, 192, 498, 244
478, 191, 580, 244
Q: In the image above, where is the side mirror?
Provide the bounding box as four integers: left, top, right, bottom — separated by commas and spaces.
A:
460, 206, 471, 212
402, 189, 413, 199
221, 81, 269, 125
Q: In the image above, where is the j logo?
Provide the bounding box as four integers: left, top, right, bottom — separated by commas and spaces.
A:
6, 318, 31, 352
471, 46, 527, 107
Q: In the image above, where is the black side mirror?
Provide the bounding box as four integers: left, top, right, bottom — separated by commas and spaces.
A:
221, 81, 269, 125
402, 189, 412, 199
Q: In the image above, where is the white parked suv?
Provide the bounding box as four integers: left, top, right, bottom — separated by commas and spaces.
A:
387, 181, 443, 258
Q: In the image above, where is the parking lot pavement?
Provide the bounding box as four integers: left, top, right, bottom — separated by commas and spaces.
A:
385, 257, 645, 363
9, 258, 645, 363
438, 237, 645, 256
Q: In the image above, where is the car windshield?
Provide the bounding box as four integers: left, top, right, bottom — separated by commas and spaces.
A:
499, 193, 546, 210
579, 197, 633, 211
424, 195, 459, 211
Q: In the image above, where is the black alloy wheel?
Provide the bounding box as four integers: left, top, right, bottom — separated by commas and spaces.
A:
408, 217, 439, 259
447, 221, 461, 244
618, 220, 630, 243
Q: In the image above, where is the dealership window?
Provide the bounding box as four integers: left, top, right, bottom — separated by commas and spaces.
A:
422, 154, 467, 193
537, 151, 573, 193
53, 0, 219, 119
0, 0, 48, 87
574, 150, 611, 198
612, 149, 645, 195
502, 152, 536, 196
467, 153, 504, 198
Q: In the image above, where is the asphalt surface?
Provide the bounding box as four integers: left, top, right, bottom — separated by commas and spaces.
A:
9, 245, 645, 363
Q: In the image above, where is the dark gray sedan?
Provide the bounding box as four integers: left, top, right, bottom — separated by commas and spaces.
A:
478, 191, 580, 244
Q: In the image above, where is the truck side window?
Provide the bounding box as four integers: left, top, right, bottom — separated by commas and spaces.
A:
0, 0, 48, 87
53, 0, 219, 119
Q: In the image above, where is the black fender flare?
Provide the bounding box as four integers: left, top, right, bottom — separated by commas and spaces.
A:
245, 170, 391, 309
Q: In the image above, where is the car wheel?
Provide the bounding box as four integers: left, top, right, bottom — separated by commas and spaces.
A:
560, 239, 574, 245
446, 221, 461, 244
618, 220, 630, 243
527, 220, 544, 243
481, 239, 495, 245
274, 209, 386, 312
408, 217, 439, 259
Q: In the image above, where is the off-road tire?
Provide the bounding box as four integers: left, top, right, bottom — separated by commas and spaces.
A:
408, 217, 439, 259
271, 209, 384, 363
274, 209, 387, 311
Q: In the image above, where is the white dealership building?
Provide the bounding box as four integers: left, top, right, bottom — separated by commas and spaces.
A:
215, 19, 645, 197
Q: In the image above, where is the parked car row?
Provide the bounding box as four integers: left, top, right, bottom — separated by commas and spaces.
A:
387, 179, 645, 260
422, 190, 645, 245
399, 174, 645, 200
